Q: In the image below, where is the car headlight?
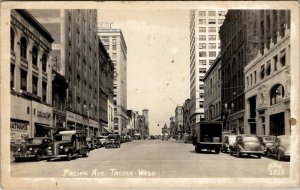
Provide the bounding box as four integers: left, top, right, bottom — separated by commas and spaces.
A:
59, 145, 64, 149
17, 148, 21, 152
29, 147, 33, 151
48, 146, 52, 150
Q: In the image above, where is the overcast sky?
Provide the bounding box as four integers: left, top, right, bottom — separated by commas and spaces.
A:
98, 9, 190, 135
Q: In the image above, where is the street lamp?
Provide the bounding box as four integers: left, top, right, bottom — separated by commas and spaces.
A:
84, 104, 93, 137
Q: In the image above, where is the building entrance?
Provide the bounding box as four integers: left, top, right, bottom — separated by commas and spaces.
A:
270, 112, 285, 136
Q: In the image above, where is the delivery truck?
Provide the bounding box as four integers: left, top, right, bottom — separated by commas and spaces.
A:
192, 121, 223, 154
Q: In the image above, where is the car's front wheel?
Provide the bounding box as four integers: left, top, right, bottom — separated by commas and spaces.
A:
83, 150, 89, 157
35, 153, 41, 161
236, 149, 241, 158
257, 154, 261, 159
66, 152, 72, 161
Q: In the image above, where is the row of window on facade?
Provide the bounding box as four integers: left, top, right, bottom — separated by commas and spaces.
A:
198, 11, 226, 17
198, 19, 224, 25
199, 35, 219, 41
204, 101, 221, 120
199, 60, 215, 65
246, 49, 286, 89
199, 51, 218, 57
198, 27, 220, 33
199, 43, 220, 49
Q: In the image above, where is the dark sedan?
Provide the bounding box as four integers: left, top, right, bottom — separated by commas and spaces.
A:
258, 135, 276, 155
266, 135, 290, 161
230, 135, 263, 158
14, 137, 52, 162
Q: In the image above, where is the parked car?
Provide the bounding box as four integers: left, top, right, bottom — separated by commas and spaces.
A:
104, 134, 121, 148
46, 130, 89, 161
266, 135, 290, 161
230, 135, 263, 158
258, 135, 276, 155
14, 137, 52, 162
221, 135, 237, 153
97, 136, 109, 147
86, 137, 95, 150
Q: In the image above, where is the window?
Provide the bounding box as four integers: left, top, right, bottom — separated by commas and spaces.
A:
209, 43, 216, 49
101, 37, 109, 43
209, 51, 216, 57
199, 19, 206, 24
208, 27, 216, 32
199, 43, 206, 49
208, 19, 216, 24
32, 46, 38, 67
20, 37, 27, 59
199, 101, 204, 108
198, 11, 206, 16
270, 84, 284, 105
42, 54, 47, 72
250, 74, 252, 85
199, 84, 204, 89
112, 53, 117, 58
260, 65, 265, 79
266, 61, 271, 76
199, 35, 206, 41
42, 81, 47, 102
254, 71, 257, 83
199, 68, 206, 73
218, 19, 224, 24
32, 76, 38, 96
199, 51, 206, 57
218, 11, 226, 16
208, 11, 216, 16
104, 45, 109, 51
199, 76, 204, 81
280, 49, 286, 66
11, 28, 14, 51
20, 69, 27, 91
273, 55, 278, 71
199, 60, 206, 65
246, 77, 249, 88
11, 64, 15, 89
209, 35, 216, 40
218, 43, 221, 49
200, 93, 204, 98
199, 27, 206, 32
112, 45, 116, 50
209, 60, 214, 65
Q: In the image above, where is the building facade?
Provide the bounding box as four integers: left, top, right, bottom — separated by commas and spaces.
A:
98, 27, 127, 135
203, 55, 222, 121
244, 25, 290, 136
29, 9, 99, 137
169, 116, 176, 136
189, 10, 226, 135
182, 99, 191, 134
220, 10, 290, 134
98, 37, 114, 135
10, 10, 54, 148
175, 106, 183, 136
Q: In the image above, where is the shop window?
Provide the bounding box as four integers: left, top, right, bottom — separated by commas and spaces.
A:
270, 84, 284, 105
42, 54, 47, 72
32, 46, 38, 67
20, 69, 27, 91
20, 37, 27, 59
11, 28, 15, 51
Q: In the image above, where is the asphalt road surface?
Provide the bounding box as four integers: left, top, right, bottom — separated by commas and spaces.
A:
11, 139, 290, 178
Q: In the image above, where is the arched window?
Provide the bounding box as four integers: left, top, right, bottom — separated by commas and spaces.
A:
10, 28, 15, 51
270, 84, 285, 105
20, 37, 27, 59
32, 46, 38, 66
42, 54, 47, 72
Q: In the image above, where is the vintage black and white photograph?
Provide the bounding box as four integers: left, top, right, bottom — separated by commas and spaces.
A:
1, 1, 299, 189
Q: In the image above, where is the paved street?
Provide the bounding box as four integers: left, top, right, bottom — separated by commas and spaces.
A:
11, 140, 290, 178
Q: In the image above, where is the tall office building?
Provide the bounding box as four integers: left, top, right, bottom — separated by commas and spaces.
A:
29, 9, 99, 136
98, 26, 127, 135
189, 10, 226, 134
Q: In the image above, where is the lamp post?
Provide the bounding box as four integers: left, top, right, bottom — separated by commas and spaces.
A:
84, 104, 93, 137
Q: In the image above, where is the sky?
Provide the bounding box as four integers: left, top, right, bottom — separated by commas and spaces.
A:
98, 9, 190, 135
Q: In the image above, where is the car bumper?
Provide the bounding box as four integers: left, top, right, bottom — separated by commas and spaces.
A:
14, 153, 35, 159
240, 150, 263, 154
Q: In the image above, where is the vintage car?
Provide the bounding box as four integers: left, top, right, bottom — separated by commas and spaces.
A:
221, 135, 237, 153
230, 135, 263, 158
45, 130, 89, 161
104, 134, 121, 148
258, 135, 276, 155
86, 137, 95, 150
266, 135, 290, 161
14, 137, 52, 162
97, 136, 109, 147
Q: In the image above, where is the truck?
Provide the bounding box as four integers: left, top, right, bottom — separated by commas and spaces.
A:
192, 121, 223, 154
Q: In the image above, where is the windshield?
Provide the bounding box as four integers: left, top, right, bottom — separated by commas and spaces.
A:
243, 136, 259, 142
55, 135, 72, 141
228, 136, 236, 144
26, 139, 42, 144
263, 136, 276, 142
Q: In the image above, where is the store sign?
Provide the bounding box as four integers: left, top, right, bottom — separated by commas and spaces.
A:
37, 111, 51, 119
11, 122, 28, 132
67, 112, 83, 123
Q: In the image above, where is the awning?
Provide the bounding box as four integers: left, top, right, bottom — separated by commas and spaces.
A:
101, 126, 113, 134
35, 123, 54, 129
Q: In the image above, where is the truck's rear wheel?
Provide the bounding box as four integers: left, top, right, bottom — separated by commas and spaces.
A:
66, 152, 72, 161
215, 148, 220, 154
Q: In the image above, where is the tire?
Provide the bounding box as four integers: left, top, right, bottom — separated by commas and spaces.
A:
83, 151, 89, 157
277, 152, 282, 161
230, 150, 233, 155
266, 150, 271, 158
66, 152, 72, 161
46, 158, 51, 162
35, 153, 41, 161
236, 149, 241, 158
257, 154, 261, 159
215, 148, 220, 154
15, 158, 21, 162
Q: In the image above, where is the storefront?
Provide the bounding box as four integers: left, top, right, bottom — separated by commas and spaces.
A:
67, 111, 85, 131
89, 119, 99, 137
32, 101, 53, 137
